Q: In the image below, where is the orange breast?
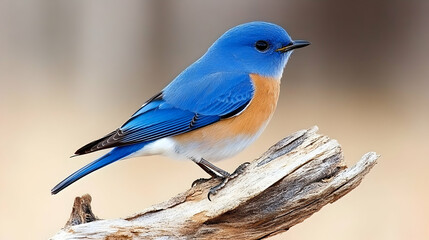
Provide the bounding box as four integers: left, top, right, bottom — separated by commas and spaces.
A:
174, 74, 280, 144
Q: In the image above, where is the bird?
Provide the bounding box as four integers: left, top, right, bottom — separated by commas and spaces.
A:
51, 21, 310, 200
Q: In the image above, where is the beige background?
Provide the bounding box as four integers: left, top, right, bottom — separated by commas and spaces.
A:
1, 1, 428, 239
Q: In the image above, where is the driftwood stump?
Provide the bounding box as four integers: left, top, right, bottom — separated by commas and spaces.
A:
50, 126, 379, 239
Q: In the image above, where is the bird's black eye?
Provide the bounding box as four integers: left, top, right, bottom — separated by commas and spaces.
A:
255, 40, 270, 52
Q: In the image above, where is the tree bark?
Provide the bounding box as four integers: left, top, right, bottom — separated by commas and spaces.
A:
50, 126, 379, 240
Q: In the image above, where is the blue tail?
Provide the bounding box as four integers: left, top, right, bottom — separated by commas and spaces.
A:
51, 142, 148, 195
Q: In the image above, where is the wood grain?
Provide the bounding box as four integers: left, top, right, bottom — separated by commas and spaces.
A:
51, 126, 378, 240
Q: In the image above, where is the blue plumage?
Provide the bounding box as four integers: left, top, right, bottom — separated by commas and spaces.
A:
163, 72, 254, 115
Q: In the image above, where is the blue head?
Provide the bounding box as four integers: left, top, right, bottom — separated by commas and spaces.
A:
202, 21, 309, 78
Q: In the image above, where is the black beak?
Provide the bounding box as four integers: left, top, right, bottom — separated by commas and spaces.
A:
276, 40, 310, 53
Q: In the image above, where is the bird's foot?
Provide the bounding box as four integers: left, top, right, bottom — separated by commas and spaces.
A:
207, 162, 250, 201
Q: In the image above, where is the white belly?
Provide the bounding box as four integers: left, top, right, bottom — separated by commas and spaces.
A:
170, 133, 261, 161
128, 127, 264, 162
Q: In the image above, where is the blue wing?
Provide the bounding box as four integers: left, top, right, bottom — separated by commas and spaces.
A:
74, 72, 254, 155
163, 72, 254, 116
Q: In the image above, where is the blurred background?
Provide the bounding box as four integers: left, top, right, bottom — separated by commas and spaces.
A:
1, 0, 428, 239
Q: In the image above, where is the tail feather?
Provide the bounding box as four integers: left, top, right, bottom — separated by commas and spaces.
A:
51, 142, 148, 195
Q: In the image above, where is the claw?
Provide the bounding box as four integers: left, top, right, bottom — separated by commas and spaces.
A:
208, 177, 230, 201
230, 162, 250, 178
206, 162, 250, 201
191, 177, 212, 187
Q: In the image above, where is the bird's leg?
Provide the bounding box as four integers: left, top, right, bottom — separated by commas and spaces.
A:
197, 158, 231, 177
191, 158, 229, 187
192, 158, 250, 201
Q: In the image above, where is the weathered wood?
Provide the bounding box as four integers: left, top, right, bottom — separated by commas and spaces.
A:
65, 194, 98, 227
51, 126, 379, 240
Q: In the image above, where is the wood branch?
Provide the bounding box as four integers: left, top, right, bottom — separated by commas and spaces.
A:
50, 126, 379, 240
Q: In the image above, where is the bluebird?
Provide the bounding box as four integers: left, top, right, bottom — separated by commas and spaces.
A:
51, 21, 309, 199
